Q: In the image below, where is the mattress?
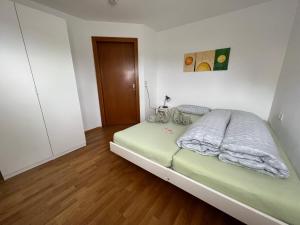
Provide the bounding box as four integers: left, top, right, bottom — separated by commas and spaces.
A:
172, 130, 300, 225
114, 119, 300, 224
114, 115, 200, 167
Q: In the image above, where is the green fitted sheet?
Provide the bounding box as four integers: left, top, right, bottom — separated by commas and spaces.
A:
173, 131, 300, 225
114, 119, 300, 224
113, 115, 200, 167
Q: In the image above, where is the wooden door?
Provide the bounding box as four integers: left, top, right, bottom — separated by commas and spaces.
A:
92, 37, 140, 126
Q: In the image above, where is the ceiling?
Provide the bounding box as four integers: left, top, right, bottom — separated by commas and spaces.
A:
29, 0, 271, 31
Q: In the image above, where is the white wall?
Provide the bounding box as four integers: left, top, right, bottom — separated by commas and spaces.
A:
14, 0, 158, 131
269, 1, 300, 175
13, 0, 298, 131
67, 18, 157, 130
156, 0, 297, 120
142, 26, 158, 117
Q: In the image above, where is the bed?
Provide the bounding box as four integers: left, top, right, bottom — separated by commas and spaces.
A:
111, 120, 300, 225
114, 115, 200, 167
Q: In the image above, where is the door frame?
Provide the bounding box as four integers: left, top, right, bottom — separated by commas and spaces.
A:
92, 37, 140, 127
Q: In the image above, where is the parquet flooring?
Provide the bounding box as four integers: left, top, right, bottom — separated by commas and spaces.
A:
0, 126, 243, 225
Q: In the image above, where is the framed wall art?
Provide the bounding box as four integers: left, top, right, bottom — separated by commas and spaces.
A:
184, 48, 230, 72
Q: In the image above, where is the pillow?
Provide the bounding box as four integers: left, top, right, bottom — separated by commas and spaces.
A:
147, 108, 171, 123
172, 108, 192, 125
177, 105, 210, 115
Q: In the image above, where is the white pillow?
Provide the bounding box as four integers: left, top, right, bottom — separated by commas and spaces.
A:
177, 105, 210, 115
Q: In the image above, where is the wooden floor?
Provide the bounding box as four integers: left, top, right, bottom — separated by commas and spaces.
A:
0, 126, 243, 225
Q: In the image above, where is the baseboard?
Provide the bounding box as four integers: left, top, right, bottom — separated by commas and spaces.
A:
3, 142, 86, 180
85, 126, 102, 134
3, 156, 54, 180
53, 142, 86, 159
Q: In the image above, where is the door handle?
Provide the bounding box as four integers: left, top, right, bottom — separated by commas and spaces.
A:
132, 83, 135, 89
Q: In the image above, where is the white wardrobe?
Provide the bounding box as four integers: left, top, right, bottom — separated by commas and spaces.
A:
0, 0, 86, 180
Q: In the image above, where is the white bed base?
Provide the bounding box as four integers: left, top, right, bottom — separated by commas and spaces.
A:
110, 142, 287, 225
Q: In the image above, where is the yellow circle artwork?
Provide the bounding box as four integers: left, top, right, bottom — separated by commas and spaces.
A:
196, 62, 211, 71
217, 55, 226, 63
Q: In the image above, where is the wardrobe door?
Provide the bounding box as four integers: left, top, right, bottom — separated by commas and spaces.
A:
15, 4, 86, 156
0, 0, 53, 179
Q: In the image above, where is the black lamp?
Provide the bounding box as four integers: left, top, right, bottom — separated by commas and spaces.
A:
163, 95, 171, 108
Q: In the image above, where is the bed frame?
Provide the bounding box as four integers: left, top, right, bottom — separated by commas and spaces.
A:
110, 142, 287, 225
